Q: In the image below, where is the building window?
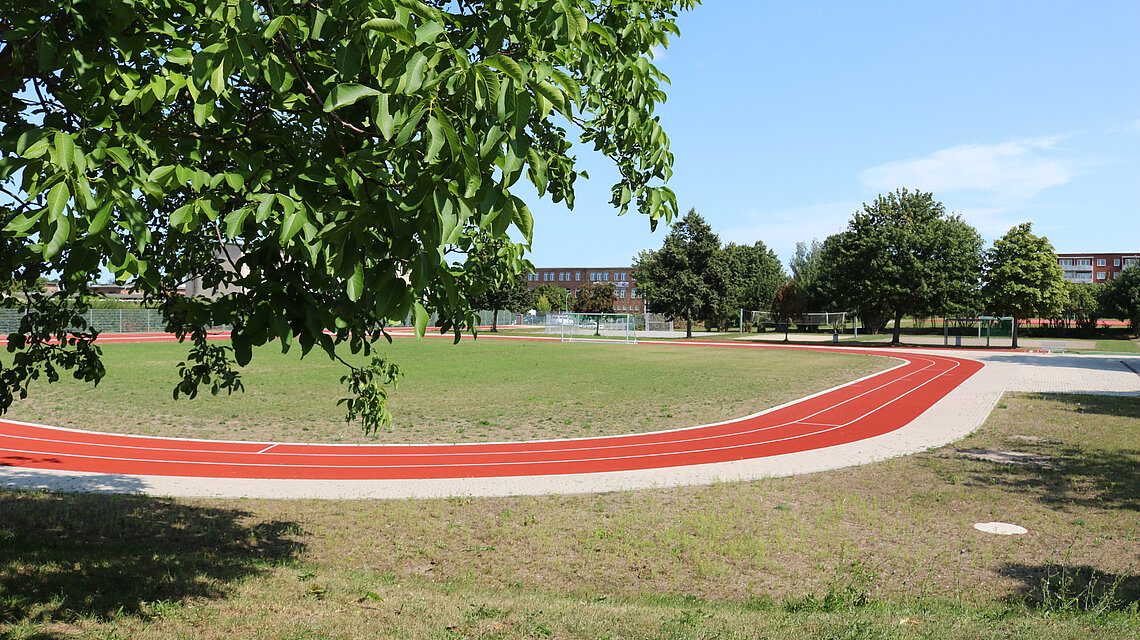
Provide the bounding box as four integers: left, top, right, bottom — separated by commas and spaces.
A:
1115, 258, 1121, 266
1098, 272, 1107, 280
576, 272, 581, 281
1059, 259, 1072, 266
1097, 259, 1106, 266
1127, 258, 1139, 266
603, 272, 609, 281
1077, 259, 1092, 266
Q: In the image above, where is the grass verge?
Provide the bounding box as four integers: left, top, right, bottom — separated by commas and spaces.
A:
2, 392, 1138, 638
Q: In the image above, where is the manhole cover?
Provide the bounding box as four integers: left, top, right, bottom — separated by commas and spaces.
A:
973, 522, 1028, 535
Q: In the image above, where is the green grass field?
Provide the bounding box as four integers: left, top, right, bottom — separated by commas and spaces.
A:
2, 337, 890, 443
2, 391, 1137, 639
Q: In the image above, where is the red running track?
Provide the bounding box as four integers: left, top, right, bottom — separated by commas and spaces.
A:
0, 338, 982, 481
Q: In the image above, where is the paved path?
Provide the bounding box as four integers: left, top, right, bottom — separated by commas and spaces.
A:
1, 339, 1137, 499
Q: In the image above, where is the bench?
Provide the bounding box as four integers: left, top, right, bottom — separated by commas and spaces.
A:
1040, 340, 1067, 354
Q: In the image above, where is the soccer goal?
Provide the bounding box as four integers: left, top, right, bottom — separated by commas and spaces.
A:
746, 310, 777, 332
802, 312, 847, 332
558, 313, 637, 343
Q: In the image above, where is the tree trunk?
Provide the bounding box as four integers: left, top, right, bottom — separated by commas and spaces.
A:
685, 313, 692, 339
491, 308, 499, 332
1011, 317, 1018, 349
892, 312, 903, 344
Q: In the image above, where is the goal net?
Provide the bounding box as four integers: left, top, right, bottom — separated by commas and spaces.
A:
748, 310, 776, 330
748, 311, 847, 331
557, 313, 636, 343
802, 312, 847, 331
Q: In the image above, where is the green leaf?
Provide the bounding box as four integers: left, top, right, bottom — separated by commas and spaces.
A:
21, 136, 50, 160
278, 198, 306, 242
550, 69, 581, 108
87, 202, 114, 235
311, 11, 328, 40
363, 17, 414, 44
3, 208, 45, 234
394, 103, 427, 146
512, 196, 534, 244
424, 115, 445, 163
413, 302, 428, 338
166, 48, 193, 65
43, 213, 70, 260
415, 22, 445, 44
484, 54, 525, 85
224, 207, 251, 238
263, 16, 285, 39
363, 17, 402, 32
54, 132, 74, 171
265, 55, 292, 92
233, 338, 252, 367
105, 147, 132, 169
346, 263, 364, 301
255, 193, 274, 222
46, 181, 70, 219
404, 52, 427, 93
373, 273, 408, 319
193, 94, 214, 126
376, 93, 394, 140
533, 80, 568, 117
323, 83, 381, 112
169, 203, 196, 230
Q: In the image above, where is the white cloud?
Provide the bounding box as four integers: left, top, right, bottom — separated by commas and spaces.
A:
722, 202, 857, 266
859, 137, 1075, 202
1108, 119, 1140, 134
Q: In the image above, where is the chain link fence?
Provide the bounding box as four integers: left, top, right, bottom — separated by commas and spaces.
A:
0, 308, 231, 335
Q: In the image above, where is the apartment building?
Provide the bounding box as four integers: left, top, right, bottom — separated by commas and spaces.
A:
1056, 252, 1139, 284
526, 267, 644, 313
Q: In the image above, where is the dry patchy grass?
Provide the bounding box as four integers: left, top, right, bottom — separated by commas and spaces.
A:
3, 392, 1139, 638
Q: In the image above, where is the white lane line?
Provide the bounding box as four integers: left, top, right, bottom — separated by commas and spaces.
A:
257, 444, 278, 454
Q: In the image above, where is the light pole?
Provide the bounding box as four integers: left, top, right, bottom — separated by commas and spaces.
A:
564, 289, 571, 313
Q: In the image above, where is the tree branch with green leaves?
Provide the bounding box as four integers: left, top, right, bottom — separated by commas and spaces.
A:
0, 0, 698, 428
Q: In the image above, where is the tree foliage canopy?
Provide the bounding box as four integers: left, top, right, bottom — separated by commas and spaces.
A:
716, 241, 781, 330
1104, 264, 1140, 333
571, 281, 615, 314
530, 282, 569, 312
632, 208, 727, 338
817, 189, 983, 343
982, 222, 1067, 347
0, 0, 697, 426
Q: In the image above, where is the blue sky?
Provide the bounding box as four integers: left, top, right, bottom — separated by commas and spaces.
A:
521, 0, 1140, 269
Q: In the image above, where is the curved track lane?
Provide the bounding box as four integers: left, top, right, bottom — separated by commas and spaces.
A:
0, 337, 983, 481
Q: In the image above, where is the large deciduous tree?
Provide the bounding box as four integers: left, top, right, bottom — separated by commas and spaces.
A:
981, 223, 1067, 348
1104, 264, 1140, 335
632, 209, 729, 338
0, 0, 696, 429
530, 283, 571, 313
1060, 281, 1104, 333
818, 189, 983, 344
718, 241, 782, 332
572, 280, 615, 335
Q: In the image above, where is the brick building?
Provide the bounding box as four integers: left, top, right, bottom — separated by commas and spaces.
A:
1056, 252, 1139, 284
526, 267, 644, 313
